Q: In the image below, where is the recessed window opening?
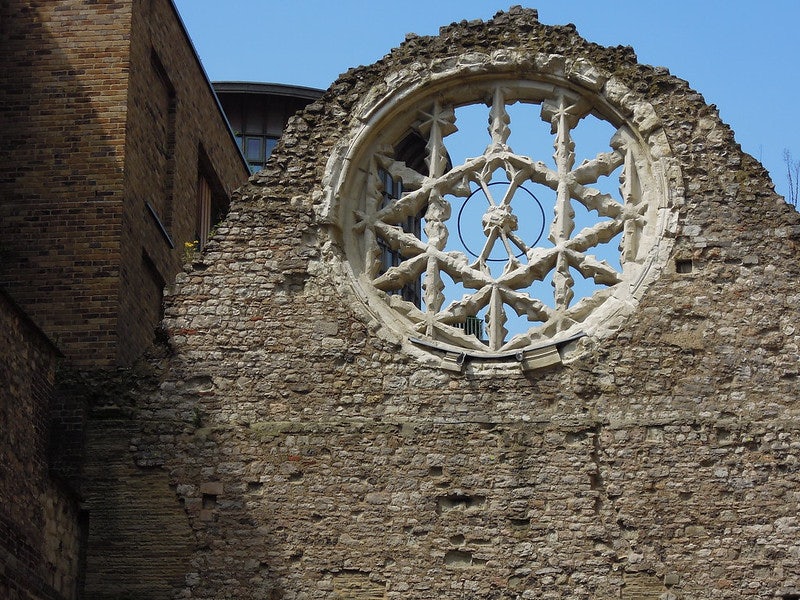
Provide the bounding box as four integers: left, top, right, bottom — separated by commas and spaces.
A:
142, 249, 166, 321
150, 48, 176, 226
196, 145, 229, 250
675, 258, 693, 273
241, 134, 279, 173
224, 92, 293, 173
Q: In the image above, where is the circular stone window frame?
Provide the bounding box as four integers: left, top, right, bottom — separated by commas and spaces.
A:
320, 51, 683, 373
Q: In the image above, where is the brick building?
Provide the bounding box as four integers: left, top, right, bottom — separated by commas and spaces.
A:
0, 0, 249, 597
0, 0, 249, 369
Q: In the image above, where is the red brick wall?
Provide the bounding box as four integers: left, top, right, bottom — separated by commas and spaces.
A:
0, 291, 82, 600
0, 0, 248, 368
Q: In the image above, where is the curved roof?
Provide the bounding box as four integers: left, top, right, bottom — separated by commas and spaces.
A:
212, 81, 324, 101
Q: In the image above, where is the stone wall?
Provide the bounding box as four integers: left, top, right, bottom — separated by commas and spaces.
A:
82, 410, 193, 598
0, 291, 82, 600
83, 8, 800, 599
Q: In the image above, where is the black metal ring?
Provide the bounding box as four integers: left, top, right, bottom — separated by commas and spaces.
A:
456, 181, 546, 261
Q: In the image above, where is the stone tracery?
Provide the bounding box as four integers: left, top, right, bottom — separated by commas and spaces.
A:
332, 59, 678, 360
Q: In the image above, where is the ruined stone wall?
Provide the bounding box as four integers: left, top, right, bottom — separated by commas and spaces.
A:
0, 291, 82, 600
81, 406, 194, 598
83, 8, 800, 599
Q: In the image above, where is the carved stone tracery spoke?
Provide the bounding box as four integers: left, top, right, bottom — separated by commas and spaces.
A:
351, 81, 662, 353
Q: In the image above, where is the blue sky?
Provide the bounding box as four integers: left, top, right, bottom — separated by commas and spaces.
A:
174, 0, 800, 202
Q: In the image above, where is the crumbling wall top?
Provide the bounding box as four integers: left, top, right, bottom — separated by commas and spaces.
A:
231, 6, 798, 373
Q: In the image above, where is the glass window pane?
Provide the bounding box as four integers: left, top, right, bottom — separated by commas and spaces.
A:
265, 137, 278, 158
245, 137, 262, 161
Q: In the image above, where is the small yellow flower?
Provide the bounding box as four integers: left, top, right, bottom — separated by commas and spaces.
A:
183, 240, 199, 262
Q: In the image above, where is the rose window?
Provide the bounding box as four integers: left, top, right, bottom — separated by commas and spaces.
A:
328, 70, 678, 365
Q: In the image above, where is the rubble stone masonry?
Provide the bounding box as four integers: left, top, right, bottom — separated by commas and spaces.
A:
78, 7, 800, 599
0, 291, 81, 599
